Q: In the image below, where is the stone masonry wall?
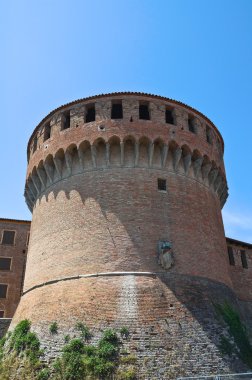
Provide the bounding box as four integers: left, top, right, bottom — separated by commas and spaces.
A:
12, 274, 249, 379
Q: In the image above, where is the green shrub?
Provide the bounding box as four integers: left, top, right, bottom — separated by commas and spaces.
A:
8, 320, 41, 363
54, 329, 121, 380
75, 322, 92, 341
215, 302, 252, 367
120, 354, 137, 364
219, 335, 235, 356
117, 366, 137, 380
99, 328, 120, 346
64, 335, 70, 344
49, 322, 58, 335
37, 368, 51, 380
120, 327, 130, 339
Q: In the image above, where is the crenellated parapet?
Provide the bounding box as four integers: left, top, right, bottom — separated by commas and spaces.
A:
27, 93, 224, 161
25, 93, 227, 211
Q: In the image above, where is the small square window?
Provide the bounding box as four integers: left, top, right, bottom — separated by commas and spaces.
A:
0, 310, 4, 318
0, 285, 8, 299
158, 178, 167, 191
0, 258, 11, 271
1, 230, 15, 245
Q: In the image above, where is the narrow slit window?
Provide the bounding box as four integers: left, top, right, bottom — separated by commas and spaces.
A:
26, 232, 30, 246
33, 136, 38, 153
188, 117, 196, 133
139, 102, 150, 120
0, 311, 4, 318
44, 122, 51, 141
166, 109, 174, 124
85, 104, 95, 122
0, 285, 7, 298
1, 230, 15, 245
241, 250, 248, 269
0, 258, 11, 271
158, 178, 167, 191
227, 246, 235, 266
111, 101, 123, 119
62, 111, 70, 130
206, 126, 212, 144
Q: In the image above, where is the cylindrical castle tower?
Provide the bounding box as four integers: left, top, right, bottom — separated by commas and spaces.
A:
12, 93, 247, 377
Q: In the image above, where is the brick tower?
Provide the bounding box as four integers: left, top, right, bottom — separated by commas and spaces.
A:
12, 93, 250, 377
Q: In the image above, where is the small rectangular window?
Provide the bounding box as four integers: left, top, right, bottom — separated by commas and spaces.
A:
241, 250, 248, 269
0, 258, 11, 271
139, 102, 150, 120
0, 285, 7, 298
111, 102, 123, 119
0, 310, 4, 318
1, 230, 15, 245
44, 122, 51, 141
62, 111, 70, 130
188, 117, 196, 133
206, 126, 212, 144
166, 109, 174, 124
85, 104, 95, 122
227, 246, 235, 266
158, 178, 167, 191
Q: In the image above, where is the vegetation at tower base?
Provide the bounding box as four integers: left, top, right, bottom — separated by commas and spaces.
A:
215, 302, 252, 368
0, 320, 137, 380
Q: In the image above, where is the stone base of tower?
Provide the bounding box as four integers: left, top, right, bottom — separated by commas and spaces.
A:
11, 273, 250, 379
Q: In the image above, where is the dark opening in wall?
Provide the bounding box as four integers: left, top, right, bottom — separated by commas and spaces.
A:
158, 178, 167, 191
111, 101, 123, 119
0, 258, 11, 271
188, 117, 196, 133
0, 285, 7, 298
241, 250, 248, 269
26, 232, 30, 246
33, 136, 38, 153
62, 111, 70, 130
206, 126, 212, 144
139, 102, 150, 120
85, 104, 95, 122
0, 310, 4, 318
44, 122, 51, 141
227, 246, 235, 265
1, 230, 15, 245
166, 109, 174, 124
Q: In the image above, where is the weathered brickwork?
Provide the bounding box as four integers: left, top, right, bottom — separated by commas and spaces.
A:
0, 218, 30, 318
3, 92, 251, 378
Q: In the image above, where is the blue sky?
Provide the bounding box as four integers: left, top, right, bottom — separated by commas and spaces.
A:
1, 0, 252, 242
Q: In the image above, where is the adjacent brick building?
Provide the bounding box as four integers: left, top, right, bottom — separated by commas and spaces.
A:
1, 92, 252, 378
0, 218, 30, 318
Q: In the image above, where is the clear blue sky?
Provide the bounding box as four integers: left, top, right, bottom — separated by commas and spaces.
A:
1, 0, 252, 242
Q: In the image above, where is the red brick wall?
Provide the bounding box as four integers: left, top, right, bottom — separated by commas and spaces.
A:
227, 241, 252, 301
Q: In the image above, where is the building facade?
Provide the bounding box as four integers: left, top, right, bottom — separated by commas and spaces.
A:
1, 93, 252, 378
